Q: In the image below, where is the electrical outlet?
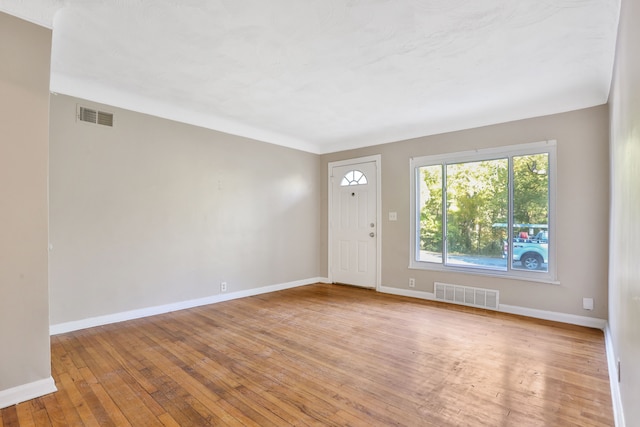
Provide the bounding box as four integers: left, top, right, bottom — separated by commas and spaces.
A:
409, 278, 415, 288
583, 297, 594, 310
220, 281, 227, 292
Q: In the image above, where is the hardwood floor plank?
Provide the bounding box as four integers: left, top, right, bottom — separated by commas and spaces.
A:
55, 372, 101, 426
195, 296, 495, 423
1, 283, 614, 426
138, 318, 325, 426
157, 412, 181, 427
186, 319, 423, 425
43, 385, 83, 426
166, 312, 398, 425
75, 333, 164, 426
27, 399, 51, 427
76, 366, 131, 427
13, 402, 35, 427
1, 406, 18, 427
131, 332, 257, 425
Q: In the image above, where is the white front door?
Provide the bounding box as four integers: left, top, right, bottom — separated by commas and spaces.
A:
329, 158, 379, 288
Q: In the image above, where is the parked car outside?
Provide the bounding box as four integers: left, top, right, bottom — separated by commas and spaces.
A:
504, 231, 548, 270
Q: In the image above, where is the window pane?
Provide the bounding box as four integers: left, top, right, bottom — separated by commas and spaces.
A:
340, 170, 368, 186
512, 153, 549, 271
418, 165, 443, 263
445, 159, 508, 271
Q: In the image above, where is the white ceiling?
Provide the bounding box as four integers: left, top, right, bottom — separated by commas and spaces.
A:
1, 0, 620, 154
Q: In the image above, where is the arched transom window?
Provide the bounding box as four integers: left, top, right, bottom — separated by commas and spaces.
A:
340, 170, 368, 186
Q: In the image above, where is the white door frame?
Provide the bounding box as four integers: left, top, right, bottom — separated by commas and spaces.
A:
328, 154, 381, 290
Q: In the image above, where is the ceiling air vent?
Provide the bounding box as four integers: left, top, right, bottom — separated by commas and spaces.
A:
78, 106, 114, 127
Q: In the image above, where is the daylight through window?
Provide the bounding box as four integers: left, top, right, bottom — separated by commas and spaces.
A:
340, 170, 368, 186
410, 141, 556, 281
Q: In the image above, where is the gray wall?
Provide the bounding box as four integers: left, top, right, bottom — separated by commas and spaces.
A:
49, 94, 321, 325
0, 13, 52, 392
321, 106, 609, 319
608, 0, 640, 423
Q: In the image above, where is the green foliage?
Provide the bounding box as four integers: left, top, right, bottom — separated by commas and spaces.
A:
419, 166, 443, 252
513, 154, 549, 225
445, 159, 508, 256
419, 153, 549, 257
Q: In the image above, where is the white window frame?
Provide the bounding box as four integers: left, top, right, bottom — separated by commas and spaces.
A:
409, 140, 558, 284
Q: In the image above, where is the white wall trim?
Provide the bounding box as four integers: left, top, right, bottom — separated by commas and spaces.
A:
379, 285, 436, 300
604, 323, 626, 427
50, 277, 329, 335
0, 377, 57, 410
499, 304, 607, 329
378, 285, 607, 329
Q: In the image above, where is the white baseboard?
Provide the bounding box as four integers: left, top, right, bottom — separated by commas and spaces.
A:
0, 377, 57, 410
499, 304, 607, 329
50, 277, 329, 335
378, 285, 607, 329
378, 285, 436, 300
604, 323, 626, 427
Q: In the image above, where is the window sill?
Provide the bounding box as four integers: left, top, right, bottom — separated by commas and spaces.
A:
408, 262, 560, 285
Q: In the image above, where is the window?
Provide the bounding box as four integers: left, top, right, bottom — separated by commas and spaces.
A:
340, 170, 368, 186
410, 141, 556, 282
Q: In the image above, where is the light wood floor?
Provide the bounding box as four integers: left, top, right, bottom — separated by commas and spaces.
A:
1, 283, 613, 426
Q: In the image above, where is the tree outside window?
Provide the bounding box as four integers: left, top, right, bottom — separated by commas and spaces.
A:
412, 142, 554, 278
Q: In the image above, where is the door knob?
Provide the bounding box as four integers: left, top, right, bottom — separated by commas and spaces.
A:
369, 232, 375, 237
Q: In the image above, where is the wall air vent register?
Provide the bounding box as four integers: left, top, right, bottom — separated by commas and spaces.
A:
434, 282, 499, 310
77, 105, 114, 127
